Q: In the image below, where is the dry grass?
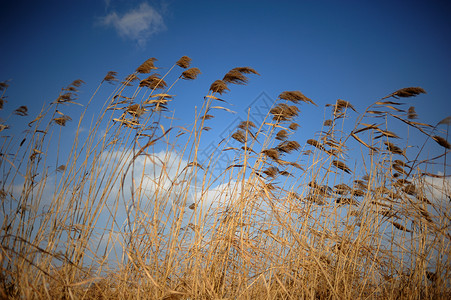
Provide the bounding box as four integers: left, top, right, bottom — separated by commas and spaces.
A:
0, 56, 450, 299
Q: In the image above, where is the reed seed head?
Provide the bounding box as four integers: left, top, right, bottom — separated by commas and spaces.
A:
276, 129, 288, 141
262, 148, 280, 160
392, 163, 408, 175
323, 119, 333, 126
279, 170, 292, 177
431, 135, 451, 149
238, 121, 256, 131
263, 166, 279, 178
336, 197, 358, 206
332, 160, 352, 174
0, 81, 9, 91
70, 79, 85, 87
127, 104, 146, 118
289, 162, 304, 169
53, 115, 72, 126
289, 122, 299, 130
209, 80, 230, 94
139, 74, 167, 90
14, 106, 28, 116
270, 103, 299, 121
223, 69, 249, 85
181, 68, 201, 80
437, 116, 451, 126
231, 67, 260, 75
407, 106, 418, 119
277, 140, 300, 153
103, 71, 118, 83
232, 130, 246, 143
306, 139, 325, 151
279, 91, 317, 106
392, 87, 426, 98
384, 141, 404, 155
222, 67, 259, 85
336, 99, 356, 112
201, 114, 214, 120
304, 194, 326, 205
334, 184, 351, 194
176, 56, 192, 69
136, 57, 158, 73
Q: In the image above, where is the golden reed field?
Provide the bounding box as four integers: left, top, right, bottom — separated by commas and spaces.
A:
0, 56, 450, 299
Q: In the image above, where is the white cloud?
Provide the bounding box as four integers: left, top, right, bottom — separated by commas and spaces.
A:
420, 172, 451, 208
100, 2, 166, 46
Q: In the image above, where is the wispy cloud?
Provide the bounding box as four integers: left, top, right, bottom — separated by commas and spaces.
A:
100, 2, 166, 46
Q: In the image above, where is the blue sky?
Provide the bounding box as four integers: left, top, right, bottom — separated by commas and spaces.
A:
1, 0, 451, 168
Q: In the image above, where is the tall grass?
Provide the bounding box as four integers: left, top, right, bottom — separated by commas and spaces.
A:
0, 56, 450, 299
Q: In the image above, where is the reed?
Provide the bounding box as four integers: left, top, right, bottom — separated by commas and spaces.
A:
0, 56, 449, 299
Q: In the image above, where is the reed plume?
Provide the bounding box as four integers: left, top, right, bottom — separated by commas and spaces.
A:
176, 55, 192, 69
